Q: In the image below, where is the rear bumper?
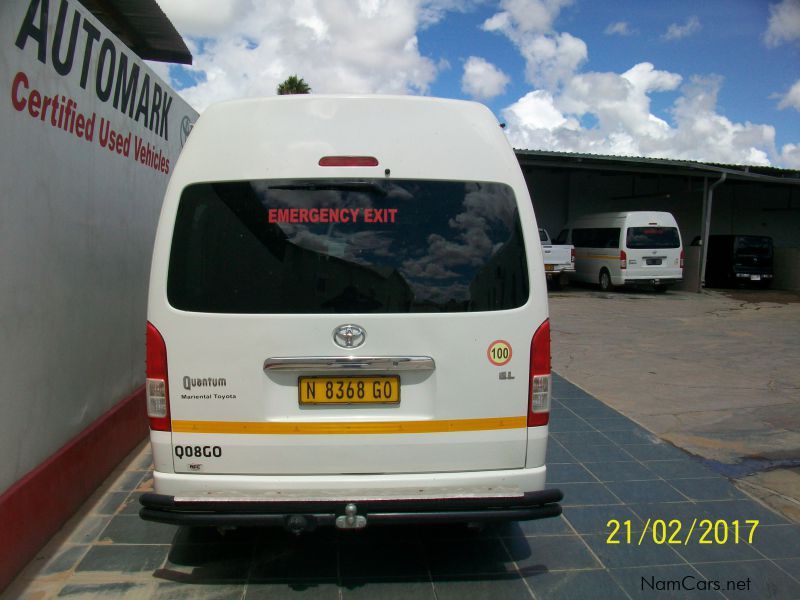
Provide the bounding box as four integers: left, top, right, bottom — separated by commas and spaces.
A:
139, 488, 563, 529
621, 277, 682, 288
545, 265, 575, 273
545, 268, 575, 280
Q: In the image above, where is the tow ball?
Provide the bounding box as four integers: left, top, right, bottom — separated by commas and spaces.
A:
336, 503, 367, 530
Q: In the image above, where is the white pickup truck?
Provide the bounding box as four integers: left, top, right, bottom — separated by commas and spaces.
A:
540, 228, 575, 288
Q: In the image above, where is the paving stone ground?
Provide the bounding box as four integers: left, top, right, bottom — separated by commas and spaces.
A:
6, 375, 799, 600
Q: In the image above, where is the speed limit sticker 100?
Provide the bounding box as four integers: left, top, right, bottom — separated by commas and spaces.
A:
487, 340, 512, 366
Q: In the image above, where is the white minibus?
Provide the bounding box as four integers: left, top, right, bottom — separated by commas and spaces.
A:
555, 211, 683, 292
139, 95, 562, 532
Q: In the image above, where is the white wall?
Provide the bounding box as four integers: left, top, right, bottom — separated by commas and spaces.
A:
0, 0, 197, 494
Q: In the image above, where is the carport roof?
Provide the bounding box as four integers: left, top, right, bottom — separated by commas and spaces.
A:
515, 149, 800, 186
78, 0, 192, 65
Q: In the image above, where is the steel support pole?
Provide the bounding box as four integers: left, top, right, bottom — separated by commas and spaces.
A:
699, 173, 727, 289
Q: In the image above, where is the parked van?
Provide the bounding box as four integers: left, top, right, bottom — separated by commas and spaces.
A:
556, 211, 683, 292
140, 96, 562, 531
704, 234, 774, 288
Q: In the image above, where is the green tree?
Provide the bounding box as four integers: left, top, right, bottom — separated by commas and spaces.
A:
277, 75, 311, 95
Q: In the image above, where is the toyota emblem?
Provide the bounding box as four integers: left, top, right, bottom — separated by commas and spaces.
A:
333, 324, 366, 349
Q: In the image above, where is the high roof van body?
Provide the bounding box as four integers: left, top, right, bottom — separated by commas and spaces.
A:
556, 211, 683, 292
140, 96, 561, 530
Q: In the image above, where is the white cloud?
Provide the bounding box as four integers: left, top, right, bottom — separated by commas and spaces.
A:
669, 76, 775, 165
505, 90, 573, 131
461, 56, 510, 100
418, 0, 489, 28
486, 0, 574, 34
503, 69, 778, 166
558, 63, 680, 142
155, 0, 444, 111
604, 21, 634, 36
153, 0, 797, 168
662, 16, 701, 41
764, 0, 800, 46
482, 3, 784, 166
778, 80, 800, 110
154, 0, 251, 37
483, 0, 585, 89
780, 143, 800, 167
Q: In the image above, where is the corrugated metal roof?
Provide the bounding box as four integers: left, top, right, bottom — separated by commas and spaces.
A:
78, 0, 191, 65
514, 149, 800, 184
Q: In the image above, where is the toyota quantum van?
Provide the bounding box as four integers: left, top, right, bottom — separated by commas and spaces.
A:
140, 96, 562, 531
556, 211, 683, 292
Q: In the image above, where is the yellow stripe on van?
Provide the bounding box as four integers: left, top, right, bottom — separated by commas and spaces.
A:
584, 254, 616, 260
172, 416, 527, 435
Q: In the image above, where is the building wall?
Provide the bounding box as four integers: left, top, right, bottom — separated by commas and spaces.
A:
524, 170, 570, 237
1, 0, 196, 506
711, 183, 800, 247
522, 167, 800, 291
774, 248, 800, 291
710, 184, 800, 290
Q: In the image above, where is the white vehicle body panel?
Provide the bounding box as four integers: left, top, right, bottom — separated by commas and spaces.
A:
147, 96, 550, 500
560, 211, 683, 287
539, 228, 574, 277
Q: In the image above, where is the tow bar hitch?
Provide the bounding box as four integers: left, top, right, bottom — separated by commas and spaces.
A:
336, 503, 367, 529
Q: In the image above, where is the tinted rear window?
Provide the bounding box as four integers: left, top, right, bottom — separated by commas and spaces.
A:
735, 236, 772, 256
167, 179, 529, 313
626, 227, 680, 249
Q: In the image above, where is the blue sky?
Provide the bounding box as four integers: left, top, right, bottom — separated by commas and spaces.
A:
424, 2, 796, 133
153, 0, 800, 168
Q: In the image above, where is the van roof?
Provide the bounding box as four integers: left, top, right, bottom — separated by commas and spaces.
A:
569, 211, 678, 224
172, 95, 523, 186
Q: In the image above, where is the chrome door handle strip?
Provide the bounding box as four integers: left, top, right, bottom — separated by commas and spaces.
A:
263, 356, 435, 372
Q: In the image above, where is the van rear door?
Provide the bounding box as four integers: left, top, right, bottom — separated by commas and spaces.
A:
161, 178, 536, 476
624, 225, 682, 279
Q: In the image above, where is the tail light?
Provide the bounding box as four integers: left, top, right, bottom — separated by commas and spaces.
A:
146, 322, 171, 431
620, 250, 627, 270
680, 249, 685, 269
528, 319, 551, 427
570, 247, 575, 264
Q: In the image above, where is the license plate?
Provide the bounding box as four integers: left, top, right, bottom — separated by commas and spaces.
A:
299, 376, 400, 404
545, 264, 554, 272
646, 258, 662, 265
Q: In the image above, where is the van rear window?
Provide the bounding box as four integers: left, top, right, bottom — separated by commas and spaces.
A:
626, 227, 680, 249
735, 236, 772, 256
167, 179, 529, 314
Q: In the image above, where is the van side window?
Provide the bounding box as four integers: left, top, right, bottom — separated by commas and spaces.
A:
572, 229, 592, 247
598, 228, 620, 248
167, 179, 530, 314
572, 228, 620, 249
